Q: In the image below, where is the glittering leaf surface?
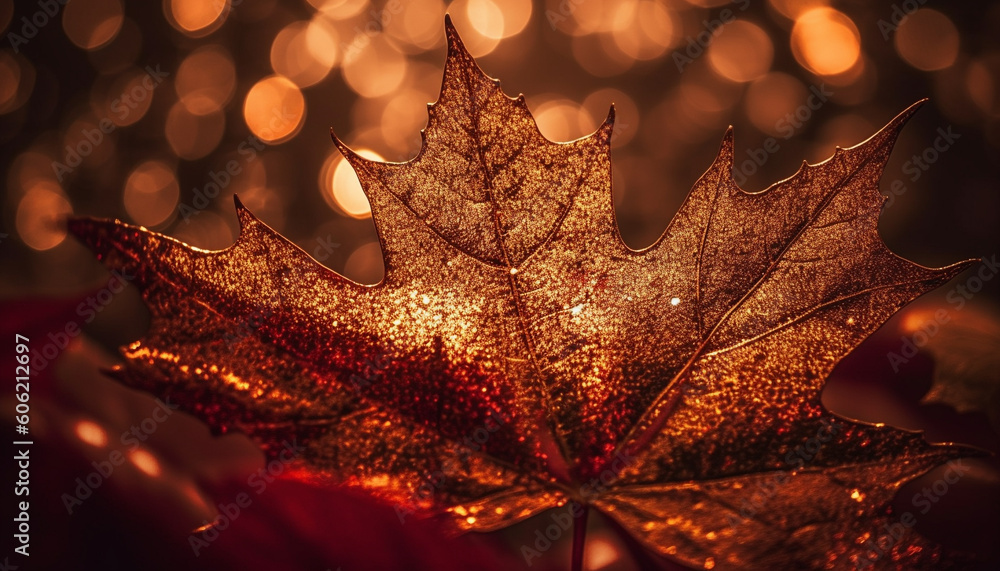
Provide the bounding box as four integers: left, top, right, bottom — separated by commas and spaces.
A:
69, 18, 981, 571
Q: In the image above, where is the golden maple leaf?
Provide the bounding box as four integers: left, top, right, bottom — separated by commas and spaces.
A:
69, 18, 982, 570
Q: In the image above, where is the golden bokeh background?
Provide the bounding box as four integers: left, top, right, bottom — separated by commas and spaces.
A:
1, 1, 998, 569
1, 0, 997, 292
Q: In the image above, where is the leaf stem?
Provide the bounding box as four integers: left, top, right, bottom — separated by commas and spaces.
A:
571, 503, 589, 571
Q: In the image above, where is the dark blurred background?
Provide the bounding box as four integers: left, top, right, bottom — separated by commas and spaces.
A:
0, 0, 998, 569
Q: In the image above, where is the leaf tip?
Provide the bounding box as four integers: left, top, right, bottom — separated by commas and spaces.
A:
954, 256, 983, 277
444, 13, 471, 63
722, 124, 735, 145
64, 215, 89, 243
718, 125, 735, 170
596, 104, 616, 142
860, 99, 928, 154
888, 99, 928, 131
931, 442, 993, 462
233, 193, 257, 230
65, 215, 122, 258
330, 129, 371, 173
330, 128, 359, 159
329, 127, 345, 150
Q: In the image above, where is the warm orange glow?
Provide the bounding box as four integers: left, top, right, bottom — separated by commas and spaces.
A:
708, 21, 773, 83
74, 420, 108, 447
571, 34, 634, 77
767, 0, 829, 20
123, 160, 180, 227
342, 38, 408, 97
8, 151, 57, 190
811, 114, 875, 161
557, 0, 618, 36
446, 0, 501, 57
270, 18, 340, 88
380, 88, 435, 154
320, 149, 383, 218
585, 536, 620, 570
64, 116, 116, 167
166, 103, 226, 160
225, 157, 269, 196
666, 89, 725, 142
167, 0, 229, 36
44, 23, 996, 564
611, 0, 675, 61
222, 371, 250, 391
466, 0, 505, 40
16, 181, 72, 251
104, 70, 157, 127
384, 0, 447, 50
237, 185, 286, 232
343, 241, 385, 284
171, 211, 236, 251
175, 45, 237, 115
193, 521, 217, 533
86, 17, 142, 74
308, 0, 366, 20
676, 70, 741, 119
967, 57, 1000, 117
129, 449, 162, 477
901, 311, 930, 334
791, 8, 861, 76
63, 0, 124, 50
500, 0, 532, 38
894, 9, 960, 72
582, 88, 638, 146
243, 75, 305, 144
0, 52, 33, 114
181, 483, 213, 513
532, 97, 589, 142
745, 72, 806, 135
820, 54, 868, 89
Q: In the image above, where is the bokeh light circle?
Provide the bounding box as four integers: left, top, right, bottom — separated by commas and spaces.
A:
63, 0, 124, 50
243, 75, 306, 144
745, 72, 807, 136
123, 160, 180, 227
270, 18, 340, 88
175, 45, 237, 115
319, 149, 384, 218
342, 39, 408, 98
16, 181, 73, 251
166, 0, 229, 37
165, 103, 226, 160
708, 20, 774, 83
791, 8, 861, 76
894, 9, 960, 72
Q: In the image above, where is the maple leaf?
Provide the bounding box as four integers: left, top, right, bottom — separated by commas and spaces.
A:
68, 18, 984, 570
